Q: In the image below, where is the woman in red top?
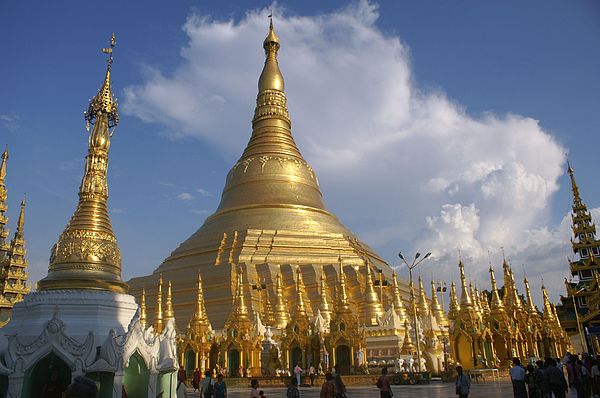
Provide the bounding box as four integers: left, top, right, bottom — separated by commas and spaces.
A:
377, 367, 393, 398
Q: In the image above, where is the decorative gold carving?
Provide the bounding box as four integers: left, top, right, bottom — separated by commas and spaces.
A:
50, 230, 121, 267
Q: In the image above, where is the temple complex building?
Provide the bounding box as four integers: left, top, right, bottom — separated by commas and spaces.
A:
449, 259, 570, 370
127, 20, 442, 376
0, 148, 30, 326
556, 162, 600, 353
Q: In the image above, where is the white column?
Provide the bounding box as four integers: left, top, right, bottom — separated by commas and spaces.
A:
112, 371, 124, 398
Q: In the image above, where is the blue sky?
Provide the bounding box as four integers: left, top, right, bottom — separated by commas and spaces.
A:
1, 1, 599, 306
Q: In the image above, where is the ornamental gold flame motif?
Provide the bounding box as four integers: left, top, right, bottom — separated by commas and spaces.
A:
128, 21, 398, 329
38, 34, 127, 293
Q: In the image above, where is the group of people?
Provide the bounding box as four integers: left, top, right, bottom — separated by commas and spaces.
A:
508, 353, 600, 398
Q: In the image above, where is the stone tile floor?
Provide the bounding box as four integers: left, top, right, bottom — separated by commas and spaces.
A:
186, 381, 579, 397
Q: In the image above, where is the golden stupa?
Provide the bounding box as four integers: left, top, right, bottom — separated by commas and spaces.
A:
128, 21, 401, 329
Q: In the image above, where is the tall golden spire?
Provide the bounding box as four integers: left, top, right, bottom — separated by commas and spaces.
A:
189, 273, 211, 333
448, 281, 460, 320
0, 147, 9, 255
319, 272, 332, 324
417, 275, 430, 317
293, 266, 308, 318
430, 279, 447, 326
489, 266, 504, 311
362, 259, 383, 325
567, 160, 583, 208
336, 256, 351, 312
392, 272, 408, 322
469, 282, 481, 315
273, 272, 289, 328
232, 270, 249, 319
164, 280, 175, 326
541, 283, 555, 322
524, 277, 537, 315
458, 260, 472, 308
140, 287, 147, 329
153, 275, 164, 333
479, 289, 490, 315
38, 34, 127, 293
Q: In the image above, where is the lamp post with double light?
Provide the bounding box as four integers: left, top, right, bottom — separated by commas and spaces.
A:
398, 251, 432, 372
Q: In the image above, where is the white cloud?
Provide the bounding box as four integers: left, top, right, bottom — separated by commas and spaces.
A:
177, 192, 193, 201
196, 188, 212, 197
124, 1, 570, 307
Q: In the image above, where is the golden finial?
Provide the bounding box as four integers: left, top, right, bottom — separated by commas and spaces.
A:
417, 275, 429, 317
189, 273, 211, 334
448, 281, 460, 320
0, 145, 7, 182
16, 194, 25, 235
85, 33, 118, 130
140, 287, 147, 329
400, 318, 415, 354
233, 270, 248, 317
567, 159, 583, 207
258, 17, 284, 92
489, 266, 503, 311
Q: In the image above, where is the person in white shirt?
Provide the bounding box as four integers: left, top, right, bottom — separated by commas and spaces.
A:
510, 358, 527, 398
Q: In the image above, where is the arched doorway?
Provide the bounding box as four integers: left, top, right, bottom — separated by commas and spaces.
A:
123, 352, 149, 398
335, 345, 351, 374
290, 346, 303, 370
22, 352, 71, 398
185, 348, 196, 373
228, 348, 240, 377
86, 372, 114, 398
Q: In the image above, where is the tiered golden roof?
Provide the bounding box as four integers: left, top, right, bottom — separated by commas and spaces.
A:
38, 34, 127, 293
0, 148, 8, 255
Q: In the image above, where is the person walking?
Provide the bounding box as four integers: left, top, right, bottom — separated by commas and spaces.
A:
287, 377, 300, 398
454, 366, 471, 398
545, 358, 568, 398
214, 374, 227, 398
525, 364, 538, 398
376, 367, 393, 398
309, 364, 316, 387
534, 360, 547, 398
319, 372, 336, 398
294, 363, 303, 387
193, 368, 201, 392
200, 370, 215, 398
250, 379, 260, 398
510, 358, 527, 398
333, 365, 346, 398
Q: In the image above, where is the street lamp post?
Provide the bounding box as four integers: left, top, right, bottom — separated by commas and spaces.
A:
569, 286, 587, 353
437, 281, 448, 371
398, 251, 432, 373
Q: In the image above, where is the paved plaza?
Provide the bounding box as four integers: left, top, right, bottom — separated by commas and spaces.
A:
185, 381, 578, 397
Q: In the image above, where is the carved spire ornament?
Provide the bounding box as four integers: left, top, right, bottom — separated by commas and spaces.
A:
140, 287, 147, 329
164, 280, 175, 326
392, 272, 408, 322
38, 34, 127, 293
319, 272, 332, 324
273, 272, 289, 328
447, 281, 460, 320
153, 274, 164, 333
362, 259, 383, 325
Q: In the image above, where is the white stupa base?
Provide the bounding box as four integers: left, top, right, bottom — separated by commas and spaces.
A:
2, 290, 138, 346
0, 290, 179, 398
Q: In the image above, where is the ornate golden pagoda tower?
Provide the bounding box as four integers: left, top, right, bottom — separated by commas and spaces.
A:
0, 195, 30, 323
556, 161, 600, 353
128, 20, 397, 329
38, 33, 127, 293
